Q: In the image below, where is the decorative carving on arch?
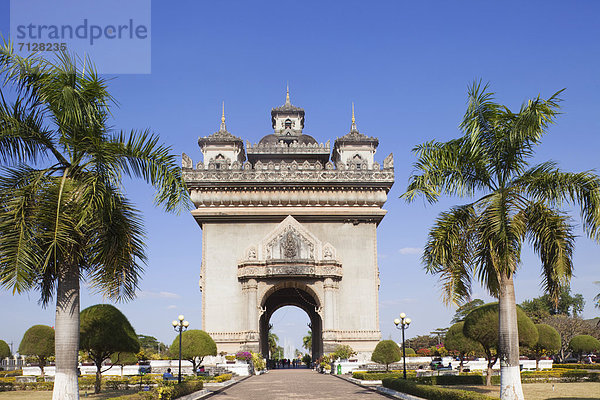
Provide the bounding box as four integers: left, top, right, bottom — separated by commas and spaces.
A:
238, 216, 342, 280
322, 242, 336, 260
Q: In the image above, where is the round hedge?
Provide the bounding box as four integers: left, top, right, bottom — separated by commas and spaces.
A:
463, 302, 538, 349
0, 340, 10, 359
18, 325, 54, 359
569, 335, 600, 354
371, 340, 402, 370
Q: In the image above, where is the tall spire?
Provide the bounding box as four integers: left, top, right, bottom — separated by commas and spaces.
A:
285, 82, 291, 106
219, 101, 227, 132
350, 102, 358, 132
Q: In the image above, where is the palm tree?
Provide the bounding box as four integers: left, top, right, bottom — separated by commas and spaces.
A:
302, 331, 312, 352
268, 331, 279, 359
0, 44, 190, 400
402, 82, 600, 400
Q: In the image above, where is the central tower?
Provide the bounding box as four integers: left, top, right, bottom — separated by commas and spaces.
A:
182, 90, 394, 361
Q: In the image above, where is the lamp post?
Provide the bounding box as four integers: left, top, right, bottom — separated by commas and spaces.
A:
172, 315, 189, 383
394, 313, 411, 379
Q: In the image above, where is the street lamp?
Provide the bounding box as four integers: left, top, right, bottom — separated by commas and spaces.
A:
172, 315, 189, 383
394, 313, 411, 379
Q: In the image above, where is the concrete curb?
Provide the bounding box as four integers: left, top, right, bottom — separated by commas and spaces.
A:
376, 386, 425, 400
331, 374, 392, 398
332, 374, 425, 400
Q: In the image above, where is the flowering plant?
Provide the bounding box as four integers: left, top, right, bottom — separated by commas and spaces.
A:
235, 351, 252, 362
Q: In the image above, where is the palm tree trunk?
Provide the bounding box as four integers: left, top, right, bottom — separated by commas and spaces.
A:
498, 274, 524, 400
52, 264, 80, 400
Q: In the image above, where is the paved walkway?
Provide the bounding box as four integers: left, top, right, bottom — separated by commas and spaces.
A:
210, 369, 387, 399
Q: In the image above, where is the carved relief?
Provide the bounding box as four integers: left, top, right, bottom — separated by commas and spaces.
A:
182, 153, 193, 168
323, 243, 336, 260
282, 231, 298, 258
383, 153, 394, 169
247, 246, 257, 260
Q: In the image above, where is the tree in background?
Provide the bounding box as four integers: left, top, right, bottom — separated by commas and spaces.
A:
0, 45, 190, 400
528, 324, 561, 370
268, 332, 279, 359
271, 346, 284, 360
302, 331, 312, 352
0, 339, 11, 359
569, 335, 600, 361
79, 305, 140, 394
137, 334, 167, 359
520, 287, 585, 323
19, 325, 55, 377
110, 352, 138, 377
463, 303, 538, 386
542, 314, 598, 362
332, 345, 356, 360
371, 340, 402, 372
404, 348, 416, 356
402, 83, 600, 400
169, 330, 217, 372
452, 299, 484, 323
406, 334, 438, 351
444, 321, 483, 373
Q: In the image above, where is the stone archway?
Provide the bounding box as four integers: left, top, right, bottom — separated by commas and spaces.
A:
259, 285, 323, 362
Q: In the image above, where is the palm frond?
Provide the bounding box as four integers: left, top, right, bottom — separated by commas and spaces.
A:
111, 130, 192, 213
84, 184, 146, 302
423, 204, 477, 304
523, 202, 575, 306
403, 138, 493, 203
515, 163, 600, 241
0, 165, 48, 294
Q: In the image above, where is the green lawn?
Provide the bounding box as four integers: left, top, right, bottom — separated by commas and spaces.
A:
447, 382, 600, 400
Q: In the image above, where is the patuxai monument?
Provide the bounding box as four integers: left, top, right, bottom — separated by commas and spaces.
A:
182, 90, 394, 361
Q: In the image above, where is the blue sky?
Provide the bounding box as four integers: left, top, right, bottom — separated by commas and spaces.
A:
0, 1, 599, 354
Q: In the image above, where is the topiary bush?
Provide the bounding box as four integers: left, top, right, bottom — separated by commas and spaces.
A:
569, 335, 600, 359
371, 340, 402, 371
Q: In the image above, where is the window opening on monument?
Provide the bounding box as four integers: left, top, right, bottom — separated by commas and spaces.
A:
285, 119, 292, 128
353, 154, 363, 169
214, 154, 226, 169
269, 305, 311, 362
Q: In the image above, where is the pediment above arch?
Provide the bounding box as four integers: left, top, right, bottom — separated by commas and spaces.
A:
239, 216, 341, 280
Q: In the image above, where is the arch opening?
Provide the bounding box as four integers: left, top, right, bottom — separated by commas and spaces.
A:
259, 286, 323, 363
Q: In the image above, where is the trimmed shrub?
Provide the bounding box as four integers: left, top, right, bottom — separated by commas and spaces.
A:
352, 371, 415, 380
413, 375, 486, 385
213, 373, 232, 383
383, 378, 496, 400
569, 335, 600, 355
0, 340, 10, 359
371, 340, 402, 371
104, 380, 203, 400
554, 363, 600, 370
0, 370, 21, 378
